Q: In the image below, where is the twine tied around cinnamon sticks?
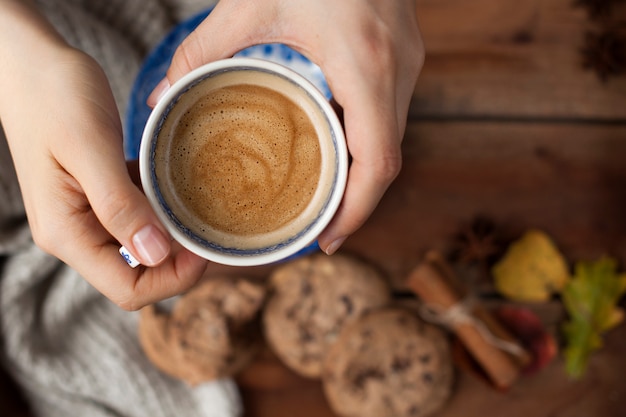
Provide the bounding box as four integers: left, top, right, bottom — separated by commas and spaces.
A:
418, 296, 527, 358
406, 251, 532, 389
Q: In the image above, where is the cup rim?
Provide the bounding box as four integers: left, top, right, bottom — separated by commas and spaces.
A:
139, 57, 348, 266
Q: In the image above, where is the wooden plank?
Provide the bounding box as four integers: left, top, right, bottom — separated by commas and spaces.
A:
412, 0, 626, 120
344, 121, 626, 288
437, 322, 626, 417
237, 346, 335, 417
237, 120, 626, 417
236, 311, 626, 417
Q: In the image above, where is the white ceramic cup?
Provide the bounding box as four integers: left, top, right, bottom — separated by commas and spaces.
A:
139, 58, 348, 266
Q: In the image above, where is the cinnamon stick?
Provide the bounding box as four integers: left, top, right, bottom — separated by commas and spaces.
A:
406, 250, 531, 389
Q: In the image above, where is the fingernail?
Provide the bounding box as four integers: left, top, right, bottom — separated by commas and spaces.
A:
147, 78, 170, 107
119, 245, 141, 268
324, 236, 347, 256
132, 224, 170, 266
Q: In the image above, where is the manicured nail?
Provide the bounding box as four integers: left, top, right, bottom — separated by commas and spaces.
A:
119, 245, 141, 268
324, 236, 347, 256
132, 224, 170, 266
147, 78, 170, 107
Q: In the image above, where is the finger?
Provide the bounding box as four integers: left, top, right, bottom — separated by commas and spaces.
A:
86, 154, 170, 267
73, 230, 207, 310
317, 76, 402, 255
167, 2, 271, 81
28, 162, 207, 309
147, 2, 280, 106
54, 103, 172, 268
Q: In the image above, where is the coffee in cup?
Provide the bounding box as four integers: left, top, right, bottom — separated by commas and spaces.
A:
140, 58, 347, 266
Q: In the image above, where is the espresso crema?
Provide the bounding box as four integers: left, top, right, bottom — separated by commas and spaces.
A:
154, 69, 335, 250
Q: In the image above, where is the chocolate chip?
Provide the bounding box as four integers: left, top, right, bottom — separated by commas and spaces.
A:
396, 315, 410, 326
422, 372, 434, 384
408, 405, 421, 416
299, 325, 314, 343
285, 305, 298, 319
391, 356, 412, 373
419, 354, 431, 364
212, 298, 224, 310
301, 280, 313, 296
352, 367, 385, 390
340, 295, 353, 315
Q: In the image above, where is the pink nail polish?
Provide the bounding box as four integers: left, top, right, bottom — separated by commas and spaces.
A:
147, 78, 171, 107
325, 236, 347, 256
132, 224, 170, 265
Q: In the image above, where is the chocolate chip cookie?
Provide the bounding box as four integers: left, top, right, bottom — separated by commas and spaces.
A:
139, 276, 266, 385
322, 307, 454, 417
262, 253, 391, 378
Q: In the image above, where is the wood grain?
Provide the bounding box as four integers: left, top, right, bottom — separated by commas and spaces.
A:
236, 311, 626, 417
236, 119, 626, 416
4, 0, 626, 416
346, 121, 626, 288
413, 0, 626, 120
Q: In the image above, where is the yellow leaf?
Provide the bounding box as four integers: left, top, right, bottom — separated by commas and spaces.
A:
603, 307, 624, 332
492, 229, 570, 302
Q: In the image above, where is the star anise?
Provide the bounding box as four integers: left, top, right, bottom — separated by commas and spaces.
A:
581, 26, 626, 82
573, 0, 625, 19
450, 216, 502, 266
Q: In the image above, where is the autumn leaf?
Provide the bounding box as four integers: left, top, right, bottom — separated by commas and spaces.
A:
562, 257, 626, 379
492, 230, 570, 302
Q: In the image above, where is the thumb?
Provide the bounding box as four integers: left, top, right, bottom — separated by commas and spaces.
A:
97, 172, 171, 268
148, 2, 276, 106
120, 160, 170, 266
70, 136, 171, 267
169, 2, 268, 80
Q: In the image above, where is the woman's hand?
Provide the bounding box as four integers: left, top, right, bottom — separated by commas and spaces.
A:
0, 1, 207, 310
149, 0, 424, 254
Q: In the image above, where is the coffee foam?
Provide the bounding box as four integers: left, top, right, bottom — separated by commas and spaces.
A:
154, 68, 336, 250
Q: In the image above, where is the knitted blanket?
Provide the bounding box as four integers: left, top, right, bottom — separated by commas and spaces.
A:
0, 1, 242, 416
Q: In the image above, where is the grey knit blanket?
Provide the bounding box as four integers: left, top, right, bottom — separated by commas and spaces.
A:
0, 1, 242, 416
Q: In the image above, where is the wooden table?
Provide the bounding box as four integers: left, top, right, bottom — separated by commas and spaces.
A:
237, 0, 626, 415
3, 0, 626, 416
237, 324, 626, 417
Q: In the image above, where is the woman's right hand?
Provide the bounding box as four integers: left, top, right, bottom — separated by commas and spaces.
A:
0, 0, 208, 310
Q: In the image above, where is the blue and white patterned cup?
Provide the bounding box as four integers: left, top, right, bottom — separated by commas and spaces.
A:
139, 58, 347, 266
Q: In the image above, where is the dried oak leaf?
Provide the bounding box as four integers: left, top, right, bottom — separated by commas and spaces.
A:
492, 230, 570, 302
562, 257, 626, 379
